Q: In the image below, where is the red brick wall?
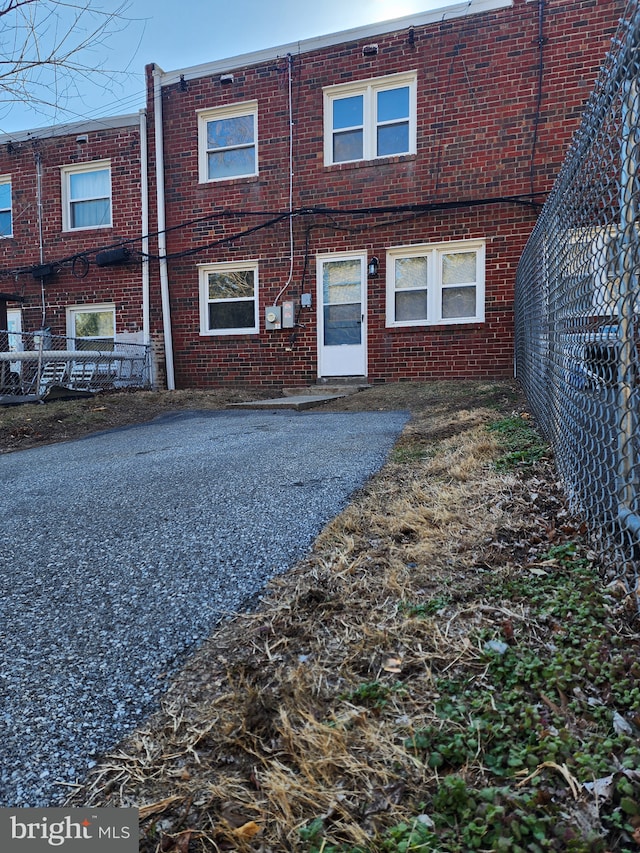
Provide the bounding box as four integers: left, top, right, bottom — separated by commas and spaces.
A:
148, 0, 624, 388
0, 121, 145, 340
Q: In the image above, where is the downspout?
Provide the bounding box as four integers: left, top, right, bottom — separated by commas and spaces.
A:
152, 64, 175, 390
273, 53, 295, 305
139, 108, 150, 347
35, 150, 46, 329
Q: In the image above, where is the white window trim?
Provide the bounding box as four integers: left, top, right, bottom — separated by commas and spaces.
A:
323, 71, 417, 166
198, 260, 260, 336
0, 174, 12, 238
66, 303, 116, 345
197, 100, 259, 183
386, 239, 486, 328
61, 160, 112, 232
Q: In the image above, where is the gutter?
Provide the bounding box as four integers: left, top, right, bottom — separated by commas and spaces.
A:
152, 64, 176, 390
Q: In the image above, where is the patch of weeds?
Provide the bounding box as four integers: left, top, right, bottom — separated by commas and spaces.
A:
488, 414, 547, 470
391, 445, 435, 464
400, 596, 452, 617
394, 543, 640, 850
379, 818, 439, 851
340, 680, 404, 710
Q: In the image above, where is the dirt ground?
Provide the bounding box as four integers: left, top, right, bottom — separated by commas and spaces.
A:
0, 381, 510, 454
3, 380, 640, 852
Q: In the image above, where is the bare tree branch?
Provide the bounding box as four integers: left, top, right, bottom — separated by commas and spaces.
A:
0, 1, 142, 125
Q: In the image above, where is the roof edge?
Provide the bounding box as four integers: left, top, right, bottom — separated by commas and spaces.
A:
0, 112, 142, 145
157, 0, 513, 87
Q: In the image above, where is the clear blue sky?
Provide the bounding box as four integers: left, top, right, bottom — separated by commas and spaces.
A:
0, 0, 461, 134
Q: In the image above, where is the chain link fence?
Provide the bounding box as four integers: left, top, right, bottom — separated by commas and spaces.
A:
0, 327, 151, 401
515, 1, 640, 597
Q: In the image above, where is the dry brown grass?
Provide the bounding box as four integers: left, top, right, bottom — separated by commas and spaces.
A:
12, 380, 633, 850
54, 380, 558, 849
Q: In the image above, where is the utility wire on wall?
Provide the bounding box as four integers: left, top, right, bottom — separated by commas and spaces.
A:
0, 193, 544, 284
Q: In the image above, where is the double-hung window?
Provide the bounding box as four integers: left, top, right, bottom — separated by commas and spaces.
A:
386, 240, 486, 327
62, 161, 112, 230
199, 261, 259, 335
324, 72, 416, 165
0, 176, 12, 237
198, 101, 258, 182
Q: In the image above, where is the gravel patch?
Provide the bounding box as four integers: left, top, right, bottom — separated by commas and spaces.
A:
0, 408, 408, 807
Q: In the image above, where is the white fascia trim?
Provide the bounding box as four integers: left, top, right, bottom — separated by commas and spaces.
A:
157, 0, 513, 87
0, 113, 140, 145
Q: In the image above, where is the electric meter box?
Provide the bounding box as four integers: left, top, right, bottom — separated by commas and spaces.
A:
282, 301, 296, 328
265, 306, 282, 330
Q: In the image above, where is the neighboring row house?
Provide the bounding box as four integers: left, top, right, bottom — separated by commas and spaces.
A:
0, 0, 626, 390
0, 115, 149, 365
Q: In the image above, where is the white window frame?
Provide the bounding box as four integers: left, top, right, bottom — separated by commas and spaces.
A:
199, 260, 260, 336
386, 239, 486, 328
323, 71, 417, 166
198, 101, 259, 183
0, 175, 12, 237
66, 303, 116, 348
61, 160, 112, 231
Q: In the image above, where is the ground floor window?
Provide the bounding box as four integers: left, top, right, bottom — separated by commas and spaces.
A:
386, 239, 485, 327
66, 304, 115, 350
199, 261, 259, 335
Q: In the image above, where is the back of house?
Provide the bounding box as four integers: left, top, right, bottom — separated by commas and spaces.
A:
0, 0, 625, 391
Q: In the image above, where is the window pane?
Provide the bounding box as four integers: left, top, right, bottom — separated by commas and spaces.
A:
396, 290, 428, 322
208, 270, 255, 299
333, 129, 363, 162
442, 286, 476, 319
442, 252, 477, 285
377, 86, 409, 122
396, 256, 428, 289
323, 260, 361, 304
208, 301, 255, 330
207, 115, 254, 149
208, 147, 255, 179
0, 211, 11, 236
0, 182, 11, 209
333, 95, 363, 130
71, 198, 111, 228
324, 303, 361, 345
77, 337, 114, 352
377, 122, 409, 156
69, 169, 110, 201
74, 311, 114, 338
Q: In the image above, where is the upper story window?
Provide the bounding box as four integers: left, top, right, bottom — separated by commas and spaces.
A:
386, 240, 486, 327
324, 72, 416, 166
62, 161, 112, 231
0, 176, 12, 237
199, 261, 259, 335
198, 101, 258, 182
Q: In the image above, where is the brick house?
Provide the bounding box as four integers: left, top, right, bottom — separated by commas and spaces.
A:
0, 113, 151, 389
145, 0, 624, 389
0, 0, 626, 392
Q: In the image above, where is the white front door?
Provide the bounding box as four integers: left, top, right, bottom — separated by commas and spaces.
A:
317, 252, 367, 378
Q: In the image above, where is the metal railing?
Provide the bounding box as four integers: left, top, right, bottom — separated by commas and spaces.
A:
0, 328, 152, 401
515, 2, 640, 597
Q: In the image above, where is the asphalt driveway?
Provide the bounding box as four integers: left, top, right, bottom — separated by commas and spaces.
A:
0, 407, 409, 806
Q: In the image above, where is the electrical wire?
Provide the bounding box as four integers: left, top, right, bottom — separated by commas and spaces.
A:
0, 193, 544, 282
